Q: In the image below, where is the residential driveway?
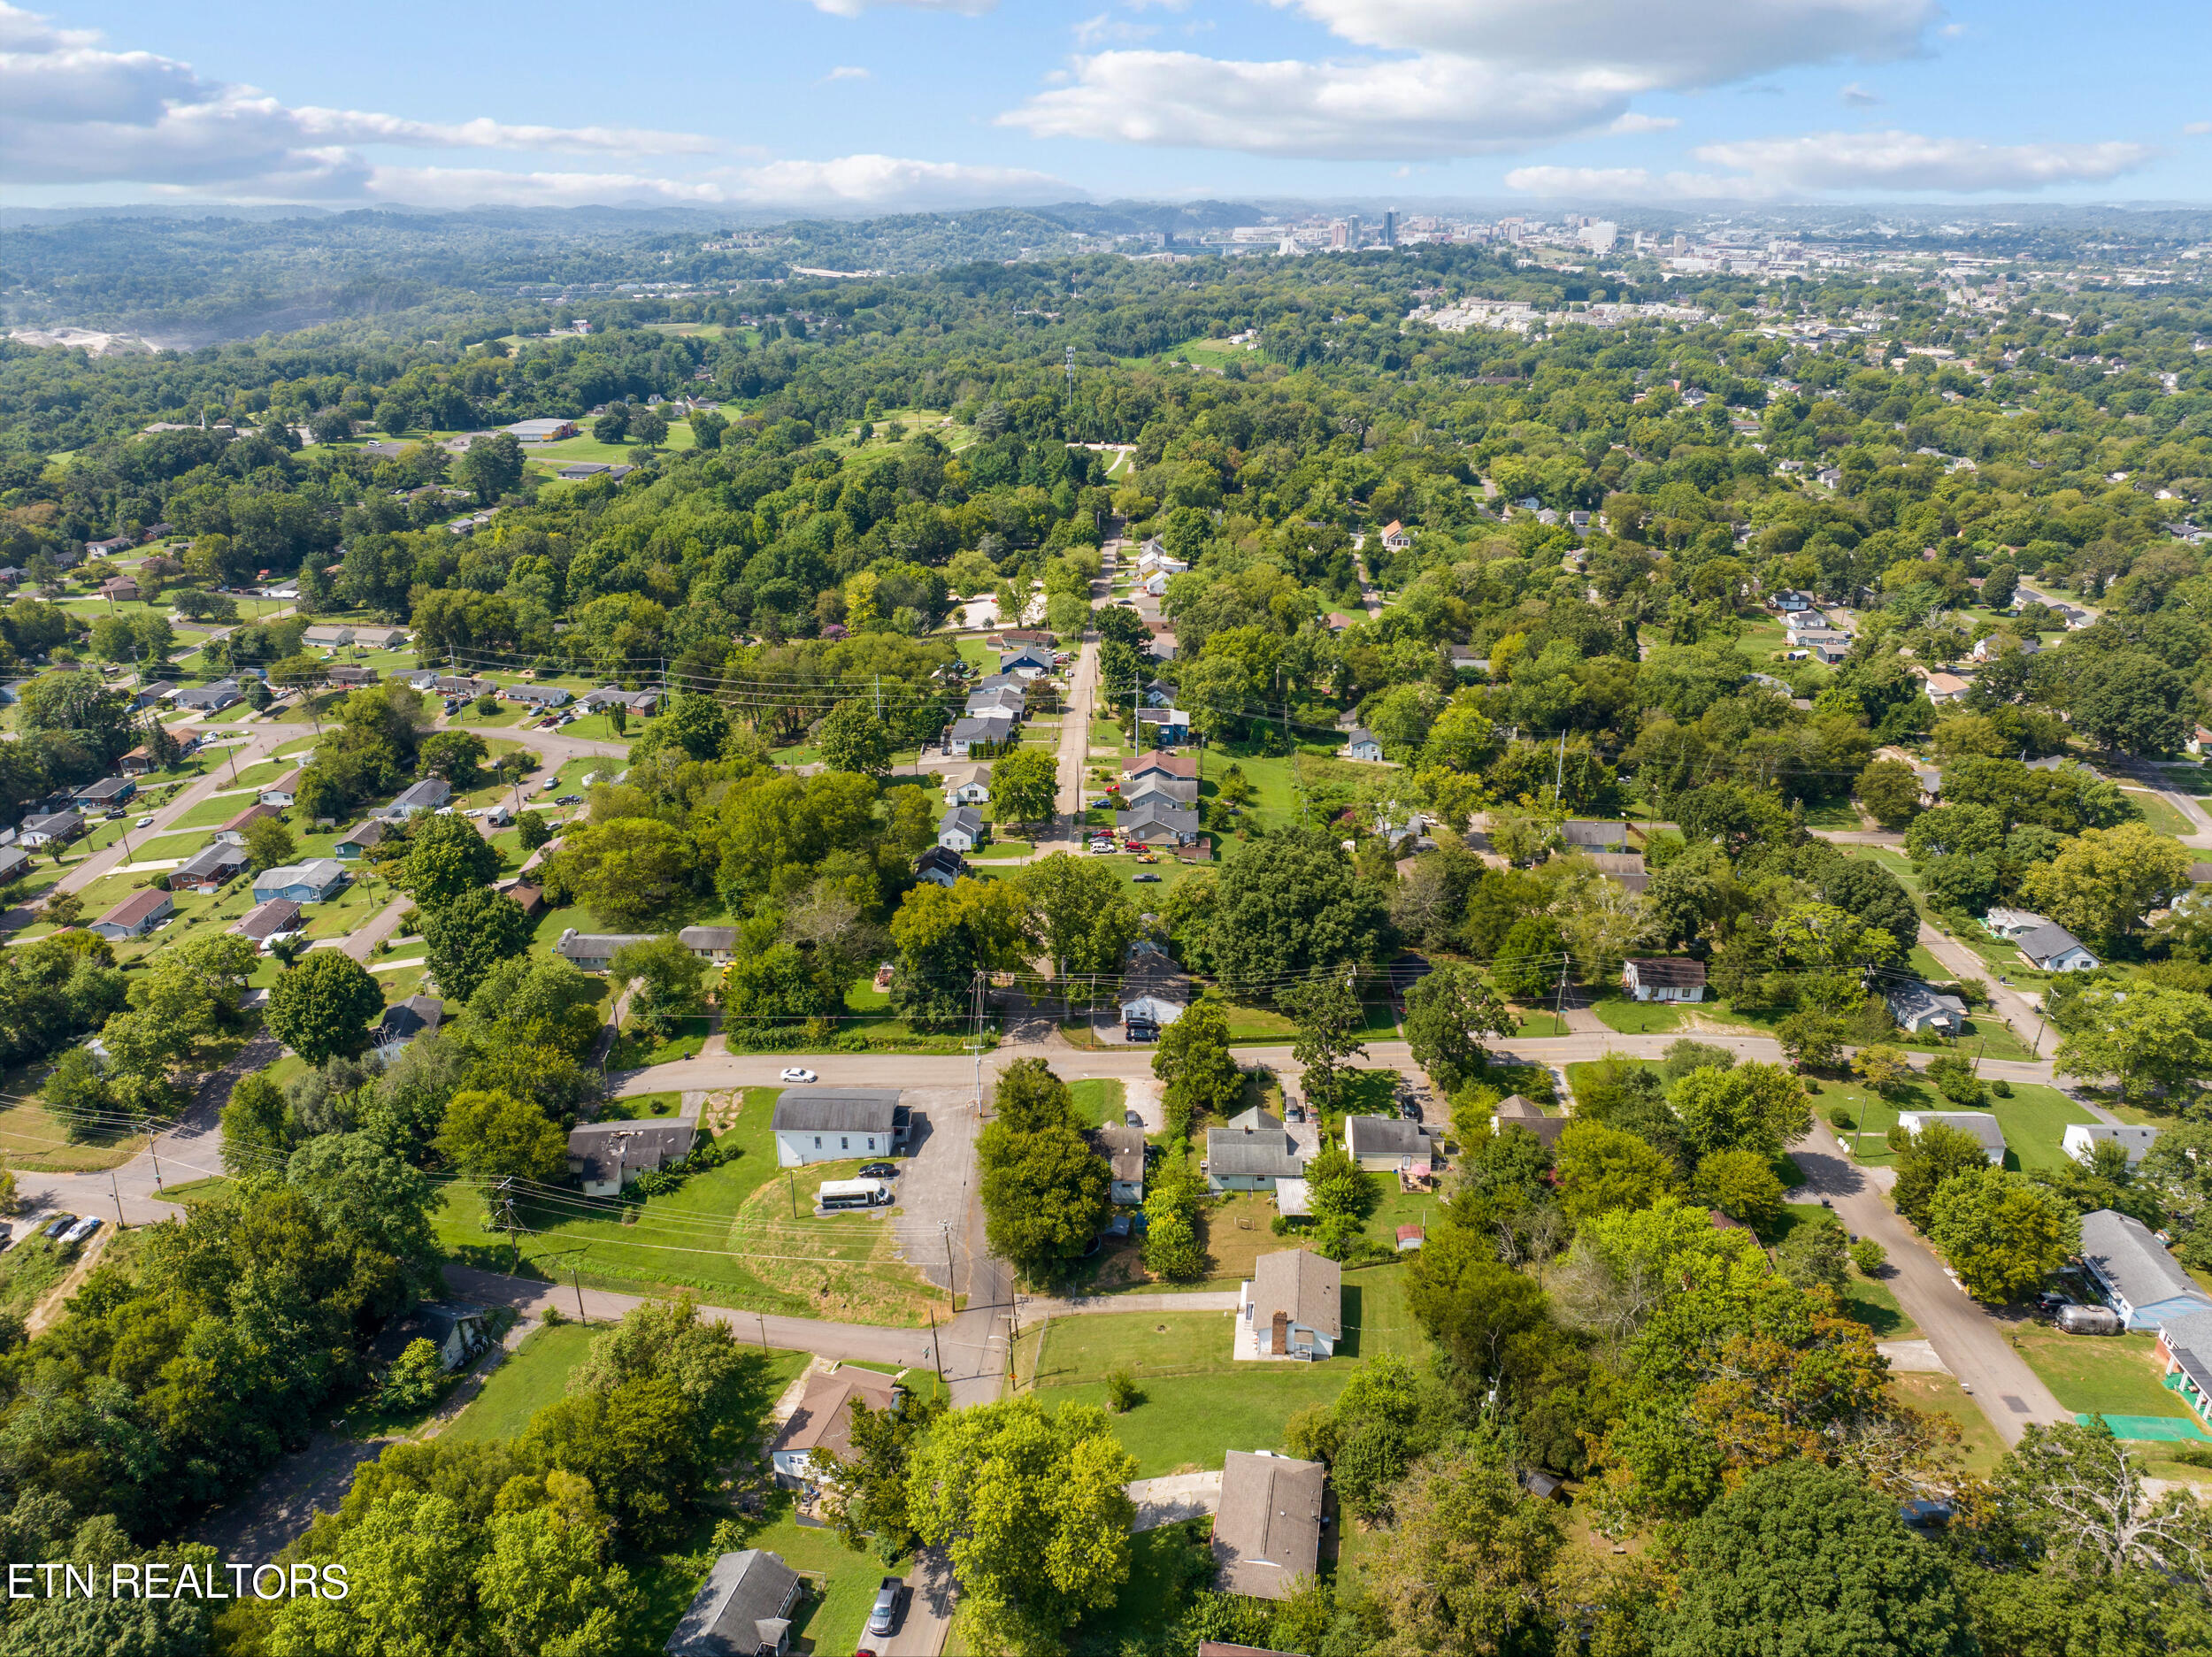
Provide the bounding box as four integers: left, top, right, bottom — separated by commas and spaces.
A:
880, 1549, 955, 1656
1790, 1124, 2070, 1445
190, 1431, 387, 1561
1127, 1471, 1222, 1530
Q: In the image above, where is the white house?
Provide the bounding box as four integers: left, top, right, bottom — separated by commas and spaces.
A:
2064, 1123, 2161, 1166
938, 805, 984, 853
1344, 1115, 1432, 1174
550, 928, 655, 972
771, 1088, 902, 1167
939, 763, 992, 806
1886, 979, 1967, 1035
2079, 1208, 2212, 1331
1621, 957, 1708, 1003
764, 1367, 902, 1487
1896, 1111, 2007, 1165
1239, 1249, 1341, 1361
1983, 907, 2049, 940
383, 778, 452, 819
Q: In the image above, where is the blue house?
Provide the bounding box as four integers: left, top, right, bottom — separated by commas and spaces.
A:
251, 859, 349, 904
2080, 1209, 2212, 1331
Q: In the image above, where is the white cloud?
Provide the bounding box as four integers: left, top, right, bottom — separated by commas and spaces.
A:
1509, 130, 2159, 200
805, 0, 995, 15
0, 0, 716, 196
1268, 0, 1936, 83
1609, 111, 1678, 134
1839, 81, 1883, 105
1003, 50, 1636, 158
1073, 12, 1158, 46
2187, 120, 2212, 136
1010, 0, 1945, 160
1695, 129, 2156, 191
819, 65, 872, 81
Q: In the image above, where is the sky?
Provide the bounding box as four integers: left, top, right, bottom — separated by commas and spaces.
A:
2, 0, 2208, 216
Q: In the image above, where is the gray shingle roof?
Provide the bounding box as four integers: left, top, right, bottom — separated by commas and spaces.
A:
1345, 1116, 1427, 1160
771, 1088, 900, 1135
1206, 1108, 1305, 1179
2080, 1208, 2208, 1314
2017, 921, 2093, 965
1213, 1453, 1324, 1601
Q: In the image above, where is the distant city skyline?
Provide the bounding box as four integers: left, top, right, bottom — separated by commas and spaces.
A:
3, 0, 2206, 213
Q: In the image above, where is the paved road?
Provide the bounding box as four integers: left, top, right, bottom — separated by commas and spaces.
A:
1792, 1123, 2070, 1446
1052, 638, 1101, 838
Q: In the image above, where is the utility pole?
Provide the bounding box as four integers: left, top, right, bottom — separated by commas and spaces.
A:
1552, 953, 1571, 1039
787, 1170, 798, 1220
110, 1171, 126, 1229
758, 1311, 770, 1351
571, 1262, 588, 1323
941, 1220, 956, 1303
927, 1301, 944, 1385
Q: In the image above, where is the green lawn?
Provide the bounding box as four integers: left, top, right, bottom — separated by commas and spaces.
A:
1221, 1000, 1397, 1047
444, 1323, 595, 1442
1819, 1080, 2094, 1172
1070, 1078, 1126, 1129
1591, 993, 1687, 1034
2015, 1327, 2189, 1420
429, 1085, 938, 1323
2120, 789, 2195, 839
1023, 1308, 1357, 1477
0, 1237, 73, 1317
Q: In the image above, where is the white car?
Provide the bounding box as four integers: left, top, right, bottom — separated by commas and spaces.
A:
134, 816, 154, 829
780, 1067, 818, 1084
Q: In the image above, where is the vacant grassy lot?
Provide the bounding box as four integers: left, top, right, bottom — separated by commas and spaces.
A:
444, 1322, 595, 1442
1070, 1078, 1126, 1129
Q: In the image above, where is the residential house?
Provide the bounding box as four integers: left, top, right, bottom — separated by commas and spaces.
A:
2079, 1208, 2212, 1331
1124, 751, 1199, 786
326, 664, 379, 688
764, 1367, 903, 1486
73, 777, 135, 811
1118, 939, 1192, 1036
1446, 645, 1489, 674
1377, 520, 1414, 551
1971, 633, 2039, 664
2064, 1124, 2161, 1166
98, 577, 140, 603
998, 645, 1056, 678
352, 625, 409, 650
501, 683, 572, 710
117, 745, 158, 776
1491, 1094, 1570, 1150
303, 625, 355, 648
1240, 1249, 1341, 1360
938, 805, 985, 853
568, 1120, 698, 1198
174, 842, 249, 893
942, 717, 1009, 758
1117, 801, 1200, 846
1895, 1111, 2008, 1165
258, 771, 302, 808
1772, 588, 1818, 613
85, 536, 133, 557
1784, 609, 1829, 632
939, 763, 992, 806
1344, 1115, 1432, 1173
1789, 630, 1854, 664
551, 928, 655, 972
91, 889, 173, 941
252, 859, 348, 904
1561, 819, 1630, 852
965, 685, 1025, 720
1137, 707, 1192, 744
581, 686, 664, 715
664, 1549, 802, 1657
1205, 1108, 1307, 1193
497, 879, 546, 918
771, 1088, 902, 1168
19, 810, 81, 848
1886, 979, 1967, 1034
216, 802, 280, 845
229, 896, 303, 947
0, 845, 29, 885
1621, 957, 1708, 1003
1124, 774, 1198, 809
374, 994, 445, 1054
1211, 1452, 1325, 1600
1586, 850, 1648, 894
914, 845, 967, 887
1343, 727, 1384, 763
1094, 1122, 1146, 1204
334, 818, 388, 858
2017, 921, 2100, 972
1924, 672, 1971, 706
2156, 1310, 2212, 1431
679, 926, 740, 965
1983, 907, 2049, 940
172, 679, 241, 712
383, 779, 453, 819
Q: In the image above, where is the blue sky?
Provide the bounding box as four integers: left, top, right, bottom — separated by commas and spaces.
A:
4, 0, 2207, 212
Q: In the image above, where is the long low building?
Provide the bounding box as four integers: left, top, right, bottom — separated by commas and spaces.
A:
771, 1088, 903, 1167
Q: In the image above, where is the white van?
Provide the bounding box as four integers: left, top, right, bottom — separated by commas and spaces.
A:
817, 1178, 893, 1212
